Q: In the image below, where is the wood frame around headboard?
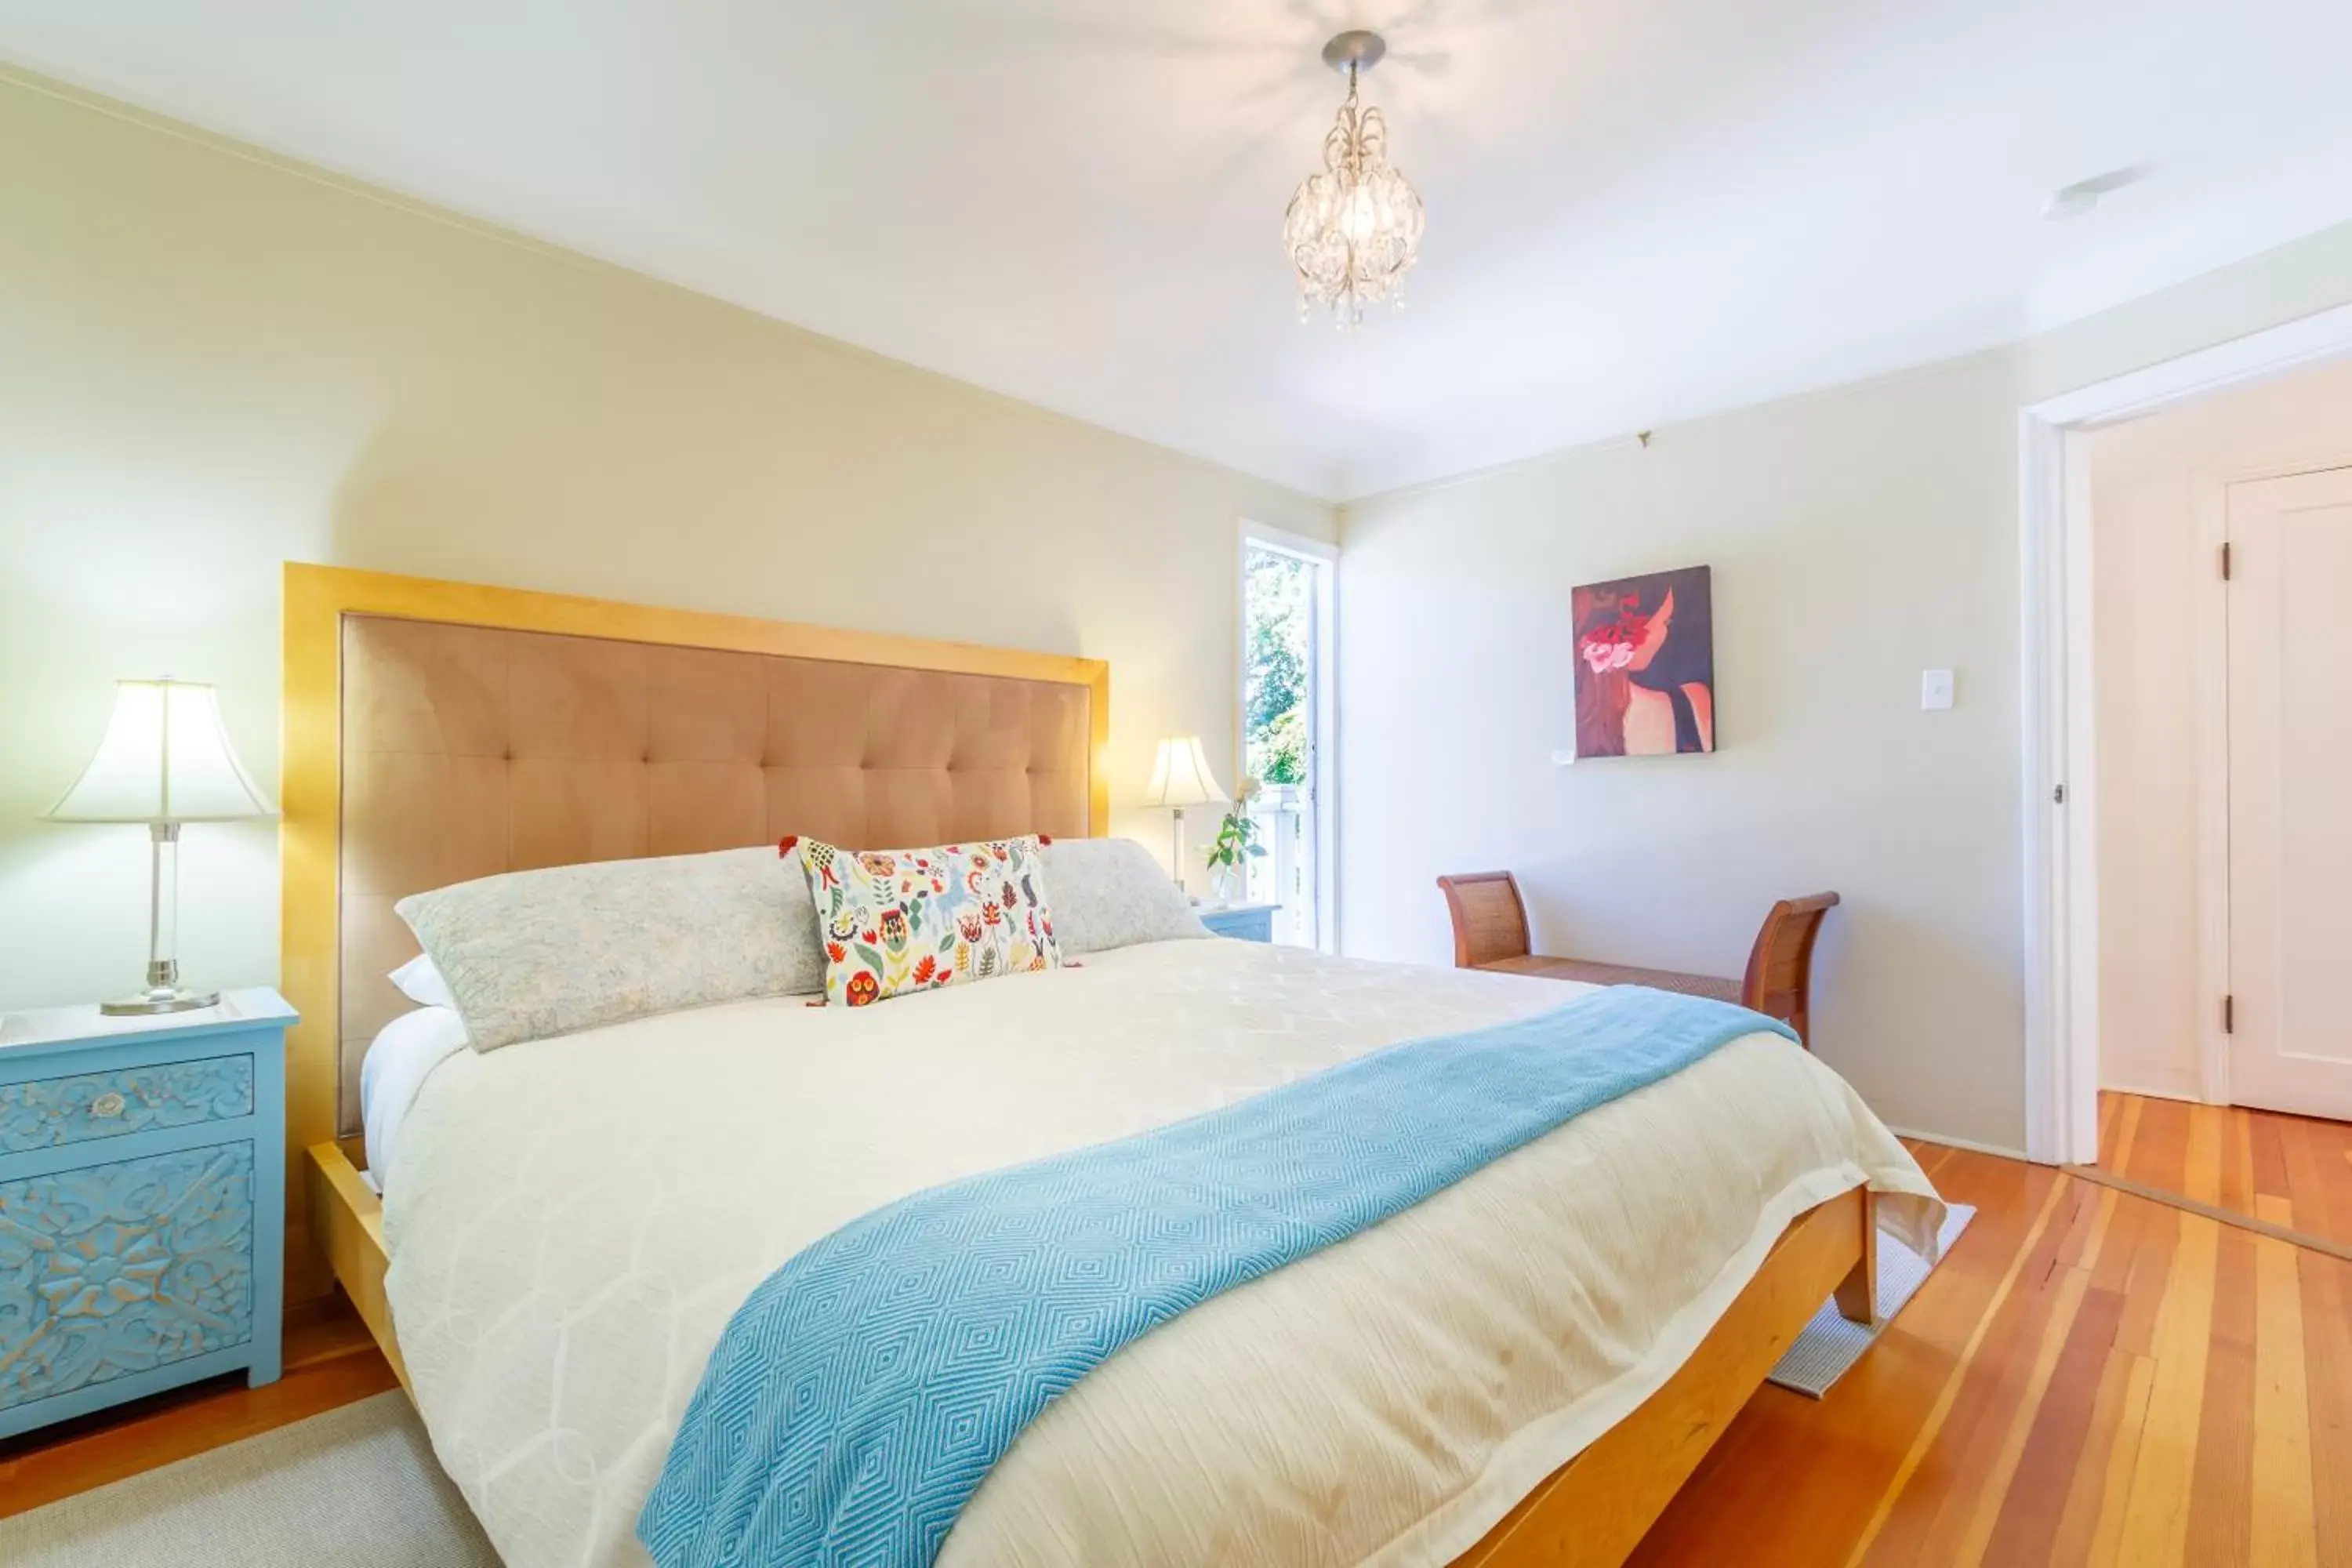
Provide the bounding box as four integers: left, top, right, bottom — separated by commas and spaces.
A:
278, 562, 1109, 1303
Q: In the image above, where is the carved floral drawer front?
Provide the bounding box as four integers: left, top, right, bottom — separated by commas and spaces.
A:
0, 1054, 254, 1155
0, 1141, 256, 1411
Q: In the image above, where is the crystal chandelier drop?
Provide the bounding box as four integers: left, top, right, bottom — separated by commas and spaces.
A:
1283, 31, 1425, 330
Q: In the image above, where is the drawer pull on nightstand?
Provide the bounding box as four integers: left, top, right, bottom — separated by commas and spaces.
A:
89, 1091, 128, 1119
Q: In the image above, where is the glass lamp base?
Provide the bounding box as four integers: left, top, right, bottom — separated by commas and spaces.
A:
100, 985, 222, 1016
101, 954, 219, 1014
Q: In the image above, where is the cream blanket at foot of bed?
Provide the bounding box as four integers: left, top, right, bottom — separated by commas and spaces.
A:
381, 939, 1942, 1568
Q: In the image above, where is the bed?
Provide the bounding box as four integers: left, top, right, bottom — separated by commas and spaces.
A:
281, 564, 1943, 1568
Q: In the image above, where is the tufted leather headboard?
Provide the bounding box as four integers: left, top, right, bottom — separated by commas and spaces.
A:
332, 612, 1097, 1136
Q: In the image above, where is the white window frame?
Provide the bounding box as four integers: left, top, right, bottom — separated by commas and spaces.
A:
1239, 521, 1340, 952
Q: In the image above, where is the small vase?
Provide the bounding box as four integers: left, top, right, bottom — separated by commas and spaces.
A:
1210, 866, 1238, 906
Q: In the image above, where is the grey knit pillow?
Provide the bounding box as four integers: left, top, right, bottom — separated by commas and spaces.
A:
397, 846, 822, 1051
1039, 837, 1210, 955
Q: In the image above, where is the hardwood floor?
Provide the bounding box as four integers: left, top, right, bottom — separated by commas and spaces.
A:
1633, 1123, 2352, 1566
4, 1095, 2347, 1566
2095, 1087, 2352, 1255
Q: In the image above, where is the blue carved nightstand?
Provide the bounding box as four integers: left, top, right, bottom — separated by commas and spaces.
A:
0, 987, 292, 1440
1198, 902, 1280, 942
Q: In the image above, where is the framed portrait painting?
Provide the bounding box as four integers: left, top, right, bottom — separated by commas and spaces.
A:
1572, 564, 1715, 757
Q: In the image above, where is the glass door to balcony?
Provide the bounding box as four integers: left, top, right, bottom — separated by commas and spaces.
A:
1240, 531, 1333, 948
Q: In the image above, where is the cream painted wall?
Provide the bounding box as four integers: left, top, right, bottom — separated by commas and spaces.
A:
0, 74, 1334, 1013
1337, 220, 2352, 1153
2085, 357, 2352, 1101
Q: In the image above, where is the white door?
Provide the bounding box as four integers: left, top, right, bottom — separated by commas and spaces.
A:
2227, 466, 2352, 1120
1241, 531, 1335, 949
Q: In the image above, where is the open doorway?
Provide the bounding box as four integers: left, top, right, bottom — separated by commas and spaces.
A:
2021, 303, 2352, 1171
1240, 524, 1336, 949
2070, 352, 2352, 1245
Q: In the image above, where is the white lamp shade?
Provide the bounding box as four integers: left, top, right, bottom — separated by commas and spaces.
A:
45, 680, 278, 823
1142, 735, 1229, 809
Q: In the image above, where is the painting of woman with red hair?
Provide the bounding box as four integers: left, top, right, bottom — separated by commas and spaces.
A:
1572, 565, 1715, 757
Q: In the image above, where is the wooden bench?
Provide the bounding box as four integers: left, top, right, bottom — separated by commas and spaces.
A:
1436, 872, 1838, 1047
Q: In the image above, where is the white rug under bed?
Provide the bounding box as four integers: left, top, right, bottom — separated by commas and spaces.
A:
1766, 1202, 1976, 1398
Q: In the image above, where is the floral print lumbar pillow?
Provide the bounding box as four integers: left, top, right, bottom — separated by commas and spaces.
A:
786, 834, 1062, 1007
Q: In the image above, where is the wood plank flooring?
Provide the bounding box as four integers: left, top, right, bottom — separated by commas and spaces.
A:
4, 1094, 2347, 1566
2096, 1087, 2352, 1254
1631, 1122, 2352, 1566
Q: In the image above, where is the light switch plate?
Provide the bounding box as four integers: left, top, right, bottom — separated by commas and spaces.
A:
1921, 669, 1955, 710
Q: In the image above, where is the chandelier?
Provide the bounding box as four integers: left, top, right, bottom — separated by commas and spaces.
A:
1283, 31, 1425, 330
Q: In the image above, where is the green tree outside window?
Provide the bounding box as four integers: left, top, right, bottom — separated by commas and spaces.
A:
1245, 548, 1308, 786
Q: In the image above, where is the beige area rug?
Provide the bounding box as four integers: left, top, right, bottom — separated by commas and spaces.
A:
0, 1392, 503, 1567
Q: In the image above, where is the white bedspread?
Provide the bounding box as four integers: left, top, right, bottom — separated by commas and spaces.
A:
383, 939, 1941, 1568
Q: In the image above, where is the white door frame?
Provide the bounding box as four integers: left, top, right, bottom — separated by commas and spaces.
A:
2020, 300, 2352, 1164
1240, 521, 1340, 952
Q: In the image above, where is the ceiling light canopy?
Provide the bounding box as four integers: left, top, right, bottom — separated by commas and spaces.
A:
1283, 31, 1425, 331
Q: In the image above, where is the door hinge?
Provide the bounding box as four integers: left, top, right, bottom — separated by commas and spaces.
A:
2053, 782, 2066, 805
2223, 994, 2234, 1034
2222, 542, 2233, 581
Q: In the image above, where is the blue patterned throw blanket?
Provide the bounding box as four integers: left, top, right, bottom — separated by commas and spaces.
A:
638, 985, 1797, 1568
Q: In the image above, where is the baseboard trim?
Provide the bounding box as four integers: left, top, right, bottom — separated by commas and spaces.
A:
2096, 1081, 2207, 1105
1885, 1127, 2032, 1163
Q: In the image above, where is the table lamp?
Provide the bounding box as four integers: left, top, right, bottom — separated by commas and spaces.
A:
1142, 735, 1227, 892
44, 679, 278, 1014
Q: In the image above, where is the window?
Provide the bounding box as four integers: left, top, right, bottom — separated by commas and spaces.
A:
1239, 525, 1336, 948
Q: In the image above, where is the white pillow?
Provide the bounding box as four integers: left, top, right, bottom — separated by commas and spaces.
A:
389, 952, 458, 1011
358, 1004, 470, 1195
1038, 837, 1210, 955
397, 845, 825, 1051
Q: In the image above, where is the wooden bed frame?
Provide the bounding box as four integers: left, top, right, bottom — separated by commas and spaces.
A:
285, 562, 1875, 1568
308, 1136, 1867, 1566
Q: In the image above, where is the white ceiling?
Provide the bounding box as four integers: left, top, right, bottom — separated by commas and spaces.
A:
5, 1, 2351, 500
